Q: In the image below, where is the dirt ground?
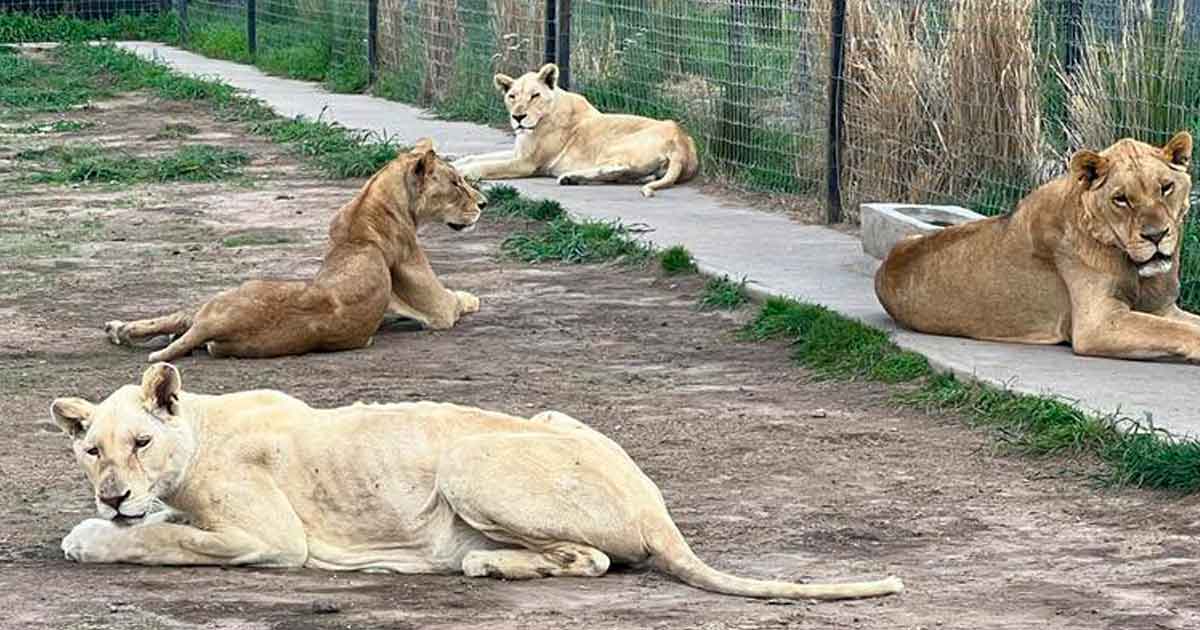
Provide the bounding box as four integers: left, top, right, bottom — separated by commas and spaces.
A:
0, 92, 1198, 630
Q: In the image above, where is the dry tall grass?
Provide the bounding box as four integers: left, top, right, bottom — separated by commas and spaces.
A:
804, 0, 1044, 221
490, 0, 545, 76
1062, 0, 1188, 150
422, 0, 463, 104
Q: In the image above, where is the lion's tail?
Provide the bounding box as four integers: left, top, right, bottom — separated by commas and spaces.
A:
647, 520, 904, 601
640, 125, 700, 198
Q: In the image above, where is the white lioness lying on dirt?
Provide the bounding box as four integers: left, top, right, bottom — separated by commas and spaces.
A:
104, 140, 485, 362
452, 63, 699, 197
52, 363, 903, 601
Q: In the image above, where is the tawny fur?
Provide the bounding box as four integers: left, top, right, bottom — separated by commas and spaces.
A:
876, 131, 1200, 362
104, 140, 487, 362
451, 63, 699, 198
52, 363, 903, 602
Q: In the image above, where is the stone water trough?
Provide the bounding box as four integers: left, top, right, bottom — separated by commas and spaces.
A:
860, 202, 987, 260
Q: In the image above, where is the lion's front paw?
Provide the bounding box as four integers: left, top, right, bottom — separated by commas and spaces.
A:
104, 320, 127, 345
62, 518, 118, 563
456, 291, 480, 315
639, 185, 656, 198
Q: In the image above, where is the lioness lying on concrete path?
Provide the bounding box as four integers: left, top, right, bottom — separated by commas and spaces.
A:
52, 363, 904, 602
452, 63, 699, 198
104, 140, 486, 362
876, 131, 1200, 362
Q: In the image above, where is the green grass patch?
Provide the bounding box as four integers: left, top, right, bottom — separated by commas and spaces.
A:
222, 230, 296, 248
659, 245, 698, 275
736, 295, 1200, 492
40, 43, 400, 178
502, 217, 653, 265
486, 185, 566, 221
2, 119, 93, 134
1180, 216, 1200, 314
0, 10, 179, 43
149, 122, 200, 140
741, 297, 930, 383
19, 144, 250, 184
0, 215, 104, 258
699, 275, 748, 310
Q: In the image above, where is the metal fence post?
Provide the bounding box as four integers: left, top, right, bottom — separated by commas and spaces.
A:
556, 0, 571, 90
715, 0, 750, 165
825, 0, 847, 224
247, 0, 257, 58
1063, 0, 1083, 74
178, 0, 188, 45
544, 0, 557, 66
368, 0, 379, 85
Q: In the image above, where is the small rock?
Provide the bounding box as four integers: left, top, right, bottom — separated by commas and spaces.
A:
810, 409, 828, 418
310, 599, 340, 615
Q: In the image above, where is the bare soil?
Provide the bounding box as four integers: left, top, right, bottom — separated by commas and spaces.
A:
0, 93, 1197, 630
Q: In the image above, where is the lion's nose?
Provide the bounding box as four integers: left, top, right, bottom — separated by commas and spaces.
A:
99, 490, 130, 511
478, 196, 489, 209
1141, 225, 1169, 244
512, 113, 527, 123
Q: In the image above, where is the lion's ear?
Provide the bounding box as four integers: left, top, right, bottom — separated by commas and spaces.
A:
1069, 150, 1110, 188
411, 137, 435, 155
537, 63, 559, 90
410, 142, 436, 180
1162, 131, 1192, 171
493, 73, 514, 93
50, 398, 95, 439
141, 362, 181, 417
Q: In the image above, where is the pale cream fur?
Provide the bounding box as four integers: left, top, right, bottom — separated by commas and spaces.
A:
452, 63, 699, 197
51, 364, 903, 602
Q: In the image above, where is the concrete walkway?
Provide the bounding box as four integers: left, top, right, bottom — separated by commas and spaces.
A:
117, 42, 1200, 438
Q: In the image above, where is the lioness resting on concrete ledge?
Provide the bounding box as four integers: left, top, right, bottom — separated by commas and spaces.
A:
104, 139, 486, 362
52, 363, 904, 602
452, 63, 699, 197
876, 131, 1200, 362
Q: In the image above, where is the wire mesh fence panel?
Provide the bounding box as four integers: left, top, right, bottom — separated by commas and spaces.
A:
0, 0, 178, 41
570, 0, 827, 195
0, 0, 165, 19
375, 0, 546, 124
187, 0, 248, 58
255, 0, 369, 89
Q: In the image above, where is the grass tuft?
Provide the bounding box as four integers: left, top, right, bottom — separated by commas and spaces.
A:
486, 185, 567, 221
19, 144, 250, 184
222, 231, 296, 248
699, 275, 749, 310
659, 245, 698, 275
2, 119, 93, 134
502, 217, 653, 265
149, 122, 200, 140
741, 297, 930, 383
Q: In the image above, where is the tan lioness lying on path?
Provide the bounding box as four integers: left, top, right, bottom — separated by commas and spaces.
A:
452, 63, 699, 197
104, 140, 486, 362
52, 363, 904, 602
877, 131, 1200, 362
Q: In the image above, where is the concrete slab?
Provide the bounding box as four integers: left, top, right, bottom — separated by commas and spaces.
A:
116, 41, 1200, 438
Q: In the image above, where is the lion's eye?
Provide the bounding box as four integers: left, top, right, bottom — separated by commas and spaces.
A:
1113, 194, 1129, 207
134, 436, 151, 450
1163, 182, 1174, 196
530, 93, 540, 100
85, 446, 99, 457
506, 93, 514, 100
